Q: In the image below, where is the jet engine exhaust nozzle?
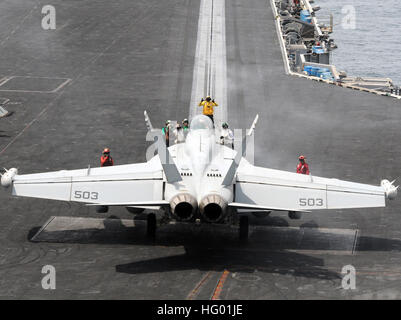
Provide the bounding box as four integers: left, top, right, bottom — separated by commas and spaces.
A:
170, 193, 198, 221
199, 194, 228, 223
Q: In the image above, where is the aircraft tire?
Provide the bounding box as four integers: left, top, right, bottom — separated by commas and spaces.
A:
147, 213, 157, 238
239, 215, 249, 241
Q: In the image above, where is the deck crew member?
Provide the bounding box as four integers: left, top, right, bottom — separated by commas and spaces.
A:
174, 123, 186, 144
100, 148, 114, 167
182, 119, 190, 139
198, 96, 218, 124
182, 118, 189, 131
220, 122, 234, 149
296, 155, 310, 175
162, 120, 171, 147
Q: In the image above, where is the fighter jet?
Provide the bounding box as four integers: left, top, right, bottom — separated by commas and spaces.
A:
1, 112, 398, 239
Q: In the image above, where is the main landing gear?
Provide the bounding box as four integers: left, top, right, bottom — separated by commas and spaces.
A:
147, 213, 157, 238
239, 215, 249, 241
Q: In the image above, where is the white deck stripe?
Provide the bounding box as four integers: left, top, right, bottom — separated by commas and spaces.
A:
190, 0, 227, 127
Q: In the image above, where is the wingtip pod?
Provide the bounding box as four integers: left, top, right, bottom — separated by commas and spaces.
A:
381, 179, 398, 200
1, 168, 18, 188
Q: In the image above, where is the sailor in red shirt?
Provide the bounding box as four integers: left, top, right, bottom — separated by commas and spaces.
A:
296, 155, 310, 175
100, 148, 114, 167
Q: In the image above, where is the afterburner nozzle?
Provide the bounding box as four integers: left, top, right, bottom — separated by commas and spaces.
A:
381, 179, 398, 200
1, 168, 18, 188
170, 193, 198, 221
199, 194, 228, 223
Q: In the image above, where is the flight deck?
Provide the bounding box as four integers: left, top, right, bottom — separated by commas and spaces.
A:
0, 0, 401, 299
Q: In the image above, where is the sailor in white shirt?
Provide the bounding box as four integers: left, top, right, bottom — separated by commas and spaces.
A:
220, 122, 234, 149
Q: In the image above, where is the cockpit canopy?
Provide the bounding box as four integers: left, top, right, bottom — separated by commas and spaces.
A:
190, 115, 214, 131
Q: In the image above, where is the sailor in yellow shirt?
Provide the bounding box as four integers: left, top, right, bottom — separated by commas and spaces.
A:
198, 96, 218, 124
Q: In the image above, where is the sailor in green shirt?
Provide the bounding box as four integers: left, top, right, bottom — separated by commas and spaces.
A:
182, 119, 189, 130
162, 120, 170, 147
182, 119, 189, 140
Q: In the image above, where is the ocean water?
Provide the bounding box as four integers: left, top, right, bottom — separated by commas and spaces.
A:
316, 0, 401, 85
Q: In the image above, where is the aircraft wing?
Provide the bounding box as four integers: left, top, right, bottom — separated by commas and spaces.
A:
6, 159, 165, 205
231, 161, 396, 211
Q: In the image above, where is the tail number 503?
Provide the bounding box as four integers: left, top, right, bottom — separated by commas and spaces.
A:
299, 198, 324, 207
74, 190, 99, 200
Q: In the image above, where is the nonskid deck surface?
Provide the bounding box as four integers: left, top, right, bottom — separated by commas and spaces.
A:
0, 0, 401, 299
31, 216, 358, 254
